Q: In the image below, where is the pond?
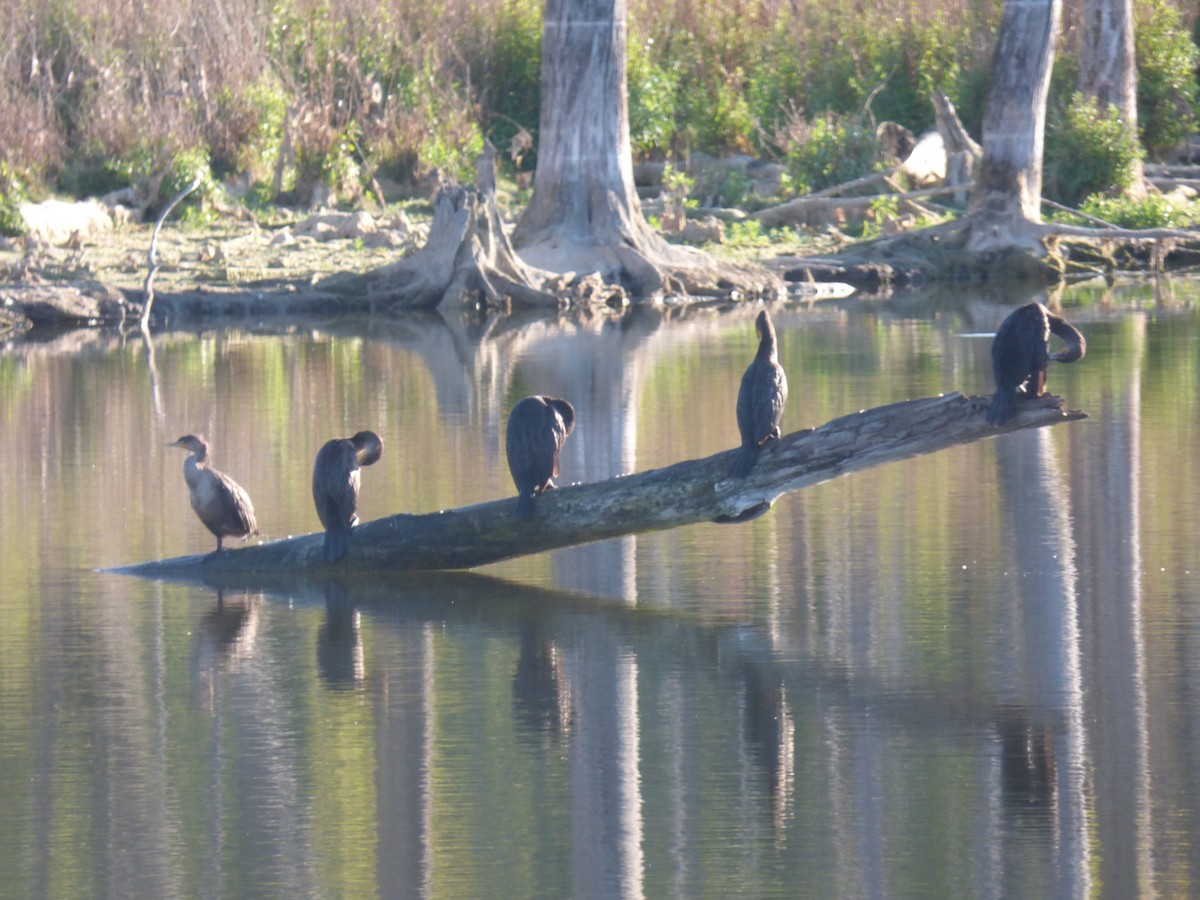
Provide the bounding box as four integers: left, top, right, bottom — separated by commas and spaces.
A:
1, 281, 1198, 898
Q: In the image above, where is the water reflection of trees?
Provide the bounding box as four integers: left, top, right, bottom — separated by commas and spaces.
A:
5, 292, 1200, 895
163, 565, 1130, 897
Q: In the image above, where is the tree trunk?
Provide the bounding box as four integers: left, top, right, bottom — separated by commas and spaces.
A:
511, 0, 779, 300
1076, 0, 1146, 197
967, 0, 1062, 243
114, 392, 1085, 579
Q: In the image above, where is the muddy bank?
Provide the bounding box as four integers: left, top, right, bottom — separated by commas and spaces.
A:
0, 207, 434, 333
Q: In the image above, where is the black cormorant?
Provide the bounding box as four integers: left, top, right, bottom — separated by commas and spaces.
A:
987, 302, 1085, 426
168, 434, 258, 560
506, 395, 575, 517
312, 430, 384, 562
729, 309, 788, 478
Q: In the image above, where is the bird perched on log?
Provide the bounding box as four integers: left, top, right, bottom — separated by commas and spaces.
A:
729, 309, 788, 478
987, 302, 1086, 426
168, 434, 258, 560
506, 395, 575, 517
312, 430, 384, 562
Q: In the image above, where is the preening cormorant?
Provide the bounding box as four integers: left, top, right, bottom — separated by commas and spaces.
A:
506, 395, 575, 518
729, 309, 788, 478
168, 434, 258, 560
986, 302, 1086, 426
312, 430, 384, 562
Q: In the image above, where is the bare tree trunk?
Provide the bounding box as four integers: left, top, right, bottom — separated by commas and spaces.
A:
1077, 0, 1146, 197
514, 0, 645, 253
967, 0, 1062, 244
114, 392, 1085, 578
512, 0, 779, 300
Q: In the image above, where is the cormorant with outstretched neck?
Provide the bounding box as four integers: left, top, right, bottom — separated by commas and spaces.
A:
168, 434, 258, 560
506, 395, 575, 517
312, 430, 384, 561
729, 309, 788, 478
987, 302, 1085, 426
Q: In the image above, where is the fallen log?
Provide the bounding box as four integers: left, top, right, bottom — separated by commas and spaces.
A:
112, 391, 1085, 579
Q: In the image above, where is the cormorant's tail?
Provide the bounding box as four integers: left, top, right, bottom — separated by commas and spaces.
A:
514, 491, 537, 518
323, 527, 351, 562
727, 444, 761, 478
986, 388, 1019, 426
1048, 315, 1086, 363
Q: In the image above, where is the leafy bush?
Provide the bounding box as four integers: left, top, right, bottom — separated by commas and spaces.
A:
777, 112, 884, 194
210, 76, 290, 180
160, 146, 218, 221
0, 162, 28, 237
1079, 193, 1200, 229
1136, 0, 1199, 157
478, 0, 542, 170
1044, 93, 1144, 206
628, 39, 678, 156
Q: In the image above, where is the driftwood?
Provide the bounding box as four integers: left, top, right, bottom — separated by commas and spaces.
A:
113, 391, 1085, 579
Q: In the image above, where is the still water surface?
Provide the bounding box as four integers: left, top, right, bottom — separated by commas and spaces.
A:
1, 282, 1199, 898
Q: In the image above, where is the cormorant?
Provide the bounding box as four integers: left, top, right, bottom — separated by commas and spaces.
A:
312, 430, 384, 562
729, 309, 788, 478
168, 434, 258, 560
986, 302, 1086, 426
506, 395, 575, 517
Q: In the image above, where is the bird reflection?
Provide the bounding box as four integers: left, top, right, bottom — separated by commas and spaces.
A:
741, 665, 795, 833
317, 582, 365, 689
189, 590, 261, 712
996, 708, 1058, 822
511, 624, 572, 745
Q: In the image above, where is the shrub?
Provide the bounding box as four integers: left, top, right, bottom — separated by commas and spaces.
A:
1079, 193, 1200, 229
628, 39, 678, 157
0, 162, 28, 237
1136, 0, 1199, 157
776, 111, 884, 194
477, 0, 542, 171
1044, 93, 1144, 206
210, 76, 290, 181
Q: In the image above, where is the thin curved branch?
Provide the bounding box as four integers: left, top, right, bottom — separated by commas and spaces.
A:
140, 174, 203, 330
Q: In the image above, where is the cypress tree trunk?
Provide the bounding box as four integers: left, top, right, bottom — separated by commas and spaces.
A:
1076, 0, 1146, 197
967, 0, 1062, 244
511, 0, 778, 300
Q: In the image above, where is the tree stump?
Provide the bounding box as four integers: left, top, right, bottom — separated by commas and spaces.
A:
319, 152, 571, 310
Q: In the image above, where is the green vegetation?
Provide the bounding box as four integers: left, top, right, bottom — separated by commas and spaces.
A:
1079, 193, 1200, 229
0, 0, 1195, 213
0, 162, 28, 237
1044, 93, 1146, 207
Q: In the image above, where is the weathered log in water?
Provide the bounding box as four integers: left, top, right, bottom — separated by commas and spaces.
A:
112, 391, 1085, 578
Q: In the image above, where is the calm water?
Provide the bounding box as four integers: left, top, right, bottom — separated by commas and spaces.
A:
1, 281, 1198, 898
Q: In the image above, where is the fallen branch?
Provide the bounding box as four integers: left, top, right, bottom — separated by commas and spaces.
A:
112, 391, 1086, 578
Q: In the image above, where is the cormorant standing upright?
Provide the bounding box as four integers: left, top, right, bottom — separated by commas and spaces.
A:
168, 434, 258, 560
506, 395, 575, 518
987, 302, 1085, 426
312, 430, 384, 562
729, 309, 788, 478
